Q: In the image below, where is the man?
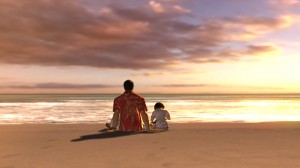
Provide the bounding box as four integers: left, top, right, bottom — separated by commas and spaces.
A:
111, 80, 150, 132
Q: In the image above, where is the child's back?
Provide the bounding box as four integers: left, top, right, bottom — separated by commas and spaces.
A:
151, 108, 170, 129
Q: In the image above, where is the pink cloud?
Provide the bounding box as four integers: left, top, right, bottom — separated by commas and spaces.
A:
1, 83, 118, 89
0, 0, 290, 69
149, 1, 165, 13
269, 0, 300, 8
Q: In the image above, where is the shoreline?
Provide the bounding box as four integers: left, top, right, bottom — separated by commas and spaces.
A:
1, 122, 300, 168
1, 120, 300, 125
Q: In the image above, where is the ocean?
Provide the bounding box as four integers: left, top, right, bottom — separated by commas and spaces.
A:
0, 94, 299, 124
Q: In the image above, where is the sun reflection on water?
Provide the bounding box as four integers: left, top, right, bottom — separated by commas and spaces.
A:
0, 94, 300, 124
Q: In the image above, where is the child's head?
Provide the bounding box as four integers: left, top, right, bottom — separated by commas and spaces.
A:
154, 102, 165, 110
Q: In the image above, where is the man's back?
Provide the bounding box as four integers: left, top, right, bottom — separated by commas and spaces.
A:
113, 91, 147, 131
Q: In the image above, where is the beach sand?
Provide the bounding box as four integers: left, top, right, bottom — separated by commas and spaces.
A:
0, 122, 299, 168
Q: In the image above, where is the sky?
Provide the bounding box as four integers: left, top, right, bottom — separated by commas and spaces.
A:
0, 0, 300, 94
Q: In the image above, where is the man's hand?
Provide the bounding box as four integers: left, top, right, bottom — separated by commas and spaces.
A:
141, 111, 150, 132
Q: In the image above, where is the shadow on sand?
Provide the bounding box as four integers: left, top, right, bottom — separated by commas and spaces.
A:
71, 128, 166, 142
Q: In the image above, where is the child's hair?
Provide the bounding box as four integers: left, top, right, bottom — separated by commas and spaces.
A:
154, 102, 165, 110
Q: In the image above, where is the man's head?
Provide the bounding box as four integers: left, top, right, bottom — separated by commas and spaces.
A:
123, 80, 134, 91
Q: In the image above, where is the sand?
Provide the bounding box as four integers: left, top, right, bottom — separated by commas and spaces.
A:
0, 122, 300, 168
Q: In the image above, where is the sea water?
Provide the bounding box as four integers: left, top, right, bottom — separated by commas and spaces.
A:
0, 94, 300, 124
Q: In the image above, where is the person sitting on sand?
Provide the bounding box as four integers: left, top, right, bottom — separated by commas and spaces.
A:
109, 80, 150, 132
150, 102, 171, 130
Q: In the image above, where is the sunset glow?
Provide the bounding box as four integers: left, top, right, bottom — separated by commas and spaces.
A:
1, 0, 300, 94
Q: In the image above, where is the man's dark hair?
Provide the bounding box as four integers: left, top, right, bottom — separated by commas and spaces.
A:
154, 102, 165, 110
123, 80, 134, 90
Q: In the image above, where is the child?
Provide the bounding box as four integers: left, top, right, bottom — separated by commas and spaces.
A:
151, 102, 171, 130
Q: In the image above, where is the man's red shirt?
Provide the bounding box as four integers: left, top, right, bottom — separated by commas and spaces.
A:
113, 91, 147, 131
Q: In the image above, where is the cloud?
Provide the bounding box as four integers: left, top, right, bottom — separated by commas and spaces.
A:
1, 82, 212, 90
0, 77, 10, 80
149, 1, 165, 13
269, 0, 300, 8
131, 72, 167, 78
172, 5, 191, 13
2, 83, 118, 89
244, 45, 278, 55
0, 0, 293, 69
268, 0, 300, 17
157, 84, 211, 87
149, 1, 191, 14
130, 67, 196, 77
217, 15, 295, 41
215, 44, 279, 60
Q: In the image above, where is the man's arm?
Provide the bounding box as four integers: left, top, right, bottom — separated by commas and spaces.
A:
111, 109, 120, 130
141, 111, 150, 131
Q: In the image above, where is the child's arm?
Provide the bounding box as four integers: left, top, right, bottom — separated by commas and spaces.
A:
166, 111, 171, 120
150, 113, 155, 122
